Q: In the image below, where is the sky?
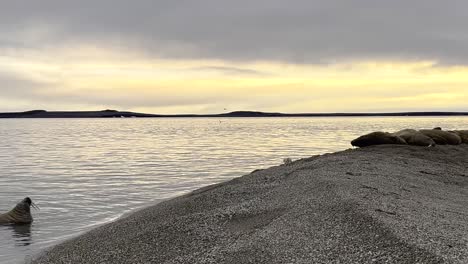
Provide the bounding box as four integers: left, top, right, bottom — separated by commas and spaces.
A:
0, 0, 467, 114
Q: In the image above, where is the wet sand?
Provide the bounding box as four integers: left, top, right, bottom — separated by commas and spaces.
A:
32, 145, 468, 263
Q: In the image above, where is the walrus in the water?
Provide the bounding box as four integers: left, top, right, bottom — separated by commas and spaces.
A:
419, 129, 462, 145
452, 130, 468, 144
0, 197, 38, 225
351, 131, 407, 147
392, 129, 436, 147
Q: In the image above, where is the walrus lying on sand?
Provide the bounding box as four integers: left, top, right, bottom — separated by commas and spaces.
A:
393, 129, 436, 147
351, 132, 407, 147
0, 197, 38, 225
419, 129, 462, 145
452, 130, 468, 144
351, 128, 467, 147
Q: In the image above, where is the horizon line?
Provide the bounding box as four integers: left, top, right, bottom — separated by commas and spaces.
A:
1, 109, 468, 118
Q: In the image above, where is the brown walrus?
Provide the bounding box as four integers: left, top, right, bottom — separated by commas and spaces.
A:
419, 129, 462, 145
0, 197, 38, 225
452, 130, 468, 144
351, 131, 407, 147
392, 129, 436, 147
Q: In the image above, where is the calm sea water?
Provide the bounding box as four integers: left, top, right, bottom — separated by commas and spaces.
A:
1, 117, 467, 263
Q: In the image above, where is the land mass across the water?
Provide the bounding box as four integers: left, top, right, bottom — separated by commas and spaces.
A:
33, 145, 468, 263
1, 109, 468, 118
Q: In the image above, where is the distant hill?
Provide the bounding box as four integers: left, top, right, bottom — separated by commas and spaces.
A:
0, 110, 160, 118
0, 110, 468, 118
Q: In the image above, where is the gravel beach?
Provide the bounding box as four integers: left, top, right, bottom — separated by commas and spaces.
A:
32, 145, 468, 263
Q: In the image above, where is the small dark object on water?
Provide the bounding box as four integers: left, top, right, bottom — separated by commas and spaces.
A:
0, 197, 39, 225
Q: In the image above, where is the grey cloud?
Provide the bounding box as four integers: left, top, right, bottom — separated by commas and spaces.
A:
0, 72, 48, 96
0, 0, 467, 64
190, 66, 270, 76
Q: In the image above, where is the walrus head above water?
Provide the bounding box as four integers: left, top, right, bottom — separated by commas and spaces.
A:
0, 197, 39, 225
22, 197, 38, 209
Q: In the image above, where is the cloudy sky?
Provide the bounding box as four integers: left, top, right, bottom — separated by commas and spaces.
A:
1, 0, 467, 113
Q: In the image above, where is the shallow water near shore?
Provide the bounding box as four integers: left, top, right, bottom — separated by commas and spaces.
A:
1, 117, 467, 263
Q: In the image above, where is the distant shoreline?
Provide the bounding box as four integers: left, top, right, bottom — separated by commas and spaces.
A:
1, 109, 468, 118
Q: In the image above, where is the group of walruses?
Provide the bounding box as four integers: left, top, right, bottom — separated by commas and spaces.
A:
351, 127, 468, 148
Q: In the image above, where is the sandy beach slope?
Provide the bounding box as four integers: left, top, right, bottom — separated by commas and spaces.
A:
32, 145, 468, 263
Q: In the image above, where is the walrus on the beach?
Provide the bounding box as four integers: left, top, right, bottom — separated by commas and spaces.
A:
452, 130, 468, 144
393, 129, 436, 147
351, 132, 407, 147
0, 197, 38, 225
419, 129, 462, 145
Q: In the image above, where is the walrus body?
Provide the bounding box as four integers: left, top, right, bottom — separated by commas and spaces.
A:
452, 130, 468, 144
419, 129, 462, 145
351, 132, 407, 147
393, 129, 436, 147
0, 197, 36, 225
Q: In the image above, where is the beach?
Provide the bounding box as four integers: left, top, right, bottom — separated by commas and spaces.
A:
32, 145, 468, 263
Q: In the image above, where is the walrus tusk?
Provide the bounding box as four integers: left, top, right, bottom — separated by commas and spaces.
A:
31, 201, 40, 210
0, 197, 37, 225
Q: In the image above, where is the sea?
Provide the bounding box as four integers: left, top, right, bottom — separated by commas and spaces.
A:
1, 117, 467, 263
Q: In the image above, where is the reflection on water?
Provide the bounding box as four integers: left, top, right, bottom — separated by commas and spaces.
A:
0, 117, 467, 263
1, 223, 33, 263
9, 224, 32, 247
